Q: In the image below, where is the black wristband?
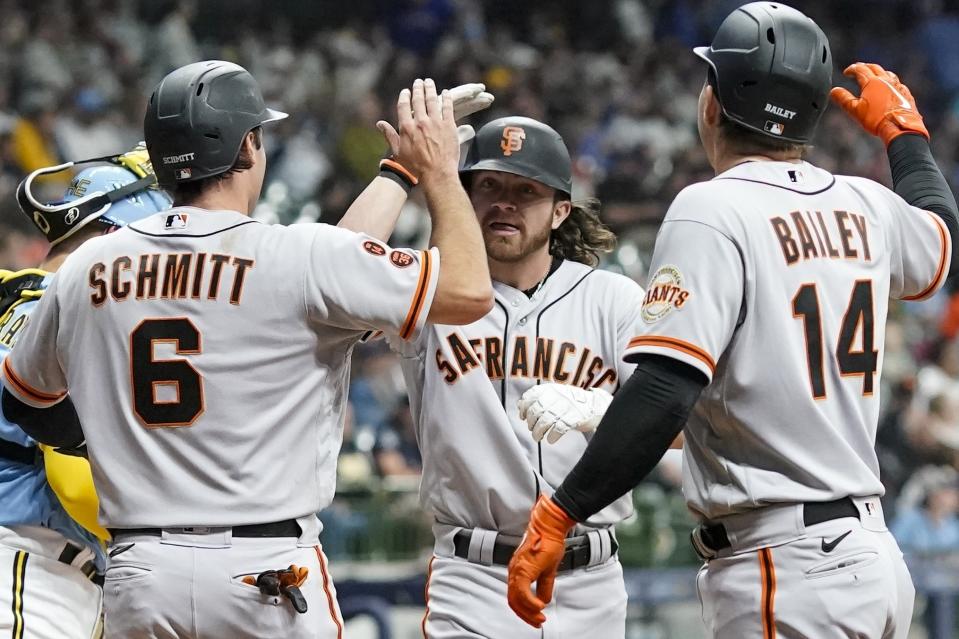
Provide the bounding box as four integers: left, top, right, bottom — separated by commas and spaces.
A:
379, 158, 418, 193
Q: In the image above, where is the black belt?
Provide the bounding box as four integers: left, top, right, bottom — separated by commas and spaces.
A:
453, 530, 618, 573
58, 543, 98, 582
109, 518, 301, 539
693, 497, 861, 557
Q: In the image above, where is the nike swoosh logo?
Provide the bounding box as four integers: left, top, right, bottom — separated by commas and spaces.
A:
877, 78, 911, 109
821, 530, 852, 553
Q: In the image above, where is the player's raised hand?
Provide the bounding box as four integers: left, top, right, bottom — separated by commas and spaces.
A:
518, 384, 613, 444
507, 495, 577, 628
379, 82, 493, 167
830, 62, 929, 146
393, 78, 459, 182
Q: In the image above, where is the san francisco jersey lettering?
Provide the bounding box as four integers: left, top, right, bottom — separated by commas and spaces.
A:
390, 260, 643, 535
626, 161, 951, 520
434, 334, 616, 387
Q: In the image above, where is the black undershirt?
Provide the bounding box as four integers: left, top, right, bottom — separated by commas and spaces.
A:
887, 134, 959, 278
2, 388, 85, 449
522, 257, 563, 297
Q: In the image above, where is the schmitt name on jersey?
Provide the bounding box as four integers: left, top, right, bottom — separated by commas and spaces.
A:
770, 210, 871, 266
435, 333, 617, 388
87, 252, 255, 306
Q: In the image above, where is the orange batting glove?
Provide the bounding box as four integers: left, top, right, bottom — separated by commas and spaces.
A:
506, 495, 577, 627
830, 62, 929, 146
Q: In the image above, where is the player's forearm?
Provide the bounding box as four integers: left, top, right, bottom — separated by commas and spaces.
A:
888, 134, 959, 277
336, 176, 409, 241
1, 388, 85, 449
552, 356, 705, 522
423, 171, 493, 324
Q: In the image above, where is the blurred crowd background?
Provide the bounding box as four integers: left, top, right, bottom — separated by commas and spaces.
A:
3, 0, 959, 635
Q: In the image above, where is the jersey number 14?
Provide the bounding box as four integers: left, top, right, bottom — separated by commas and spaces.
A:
792, 279, 878, 399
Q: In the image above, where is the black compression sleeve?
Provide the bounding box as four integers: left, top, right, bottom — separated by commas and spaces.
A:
552, 355, 707, 522
888, 134, 959, 277
1, 388, 84, 449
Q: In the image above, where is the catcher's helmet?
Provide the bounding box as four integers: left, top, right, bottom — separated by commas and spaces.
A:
460, 116, 572, 197
144, 60, 287, 189
17, 145, 172, 247
695, 2, 831, 144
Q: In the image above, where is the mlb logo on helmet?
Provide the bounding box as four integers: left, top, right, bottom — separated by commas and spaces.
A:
764, 121, 785, 136
176, 168, 192, 180
500, 126, 526, 156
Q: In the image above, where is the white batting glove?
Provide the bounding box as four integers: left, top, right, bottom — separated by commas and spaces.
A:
449, 83, 491, 158
447, 83, 494, 121
517, 384, 614, 444
379, 83, 492, 164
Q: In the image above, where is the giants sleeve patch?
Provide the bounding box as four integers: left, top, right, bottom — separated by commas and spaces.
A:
390, 250, 414, 268
642, 265, 691, 323
363, 240, 386, 256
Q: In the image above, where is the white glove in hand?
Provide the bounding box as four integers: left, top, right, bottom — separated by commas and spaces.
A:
448, 83, 492, 156
517, 384, 613, 444
447, 83, 495, 120
379, 82, 492, 163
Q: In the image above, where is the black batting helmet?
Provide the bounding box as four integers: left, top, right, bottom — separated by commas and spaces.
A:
695, 2, 831, 144
460, 116, 572, 197
144, 60, 287, 189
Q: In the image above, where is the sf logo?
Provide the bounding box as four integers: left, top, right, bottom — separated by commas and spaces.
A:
500, 126, 526, 156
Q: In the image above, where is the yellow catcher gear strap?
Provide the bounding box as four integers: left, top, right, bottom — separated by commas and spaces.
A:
40, 444, 110, 542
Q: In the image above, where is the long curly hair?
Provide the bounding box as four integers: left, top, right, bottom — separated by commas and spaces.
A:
550, 197, 616, 266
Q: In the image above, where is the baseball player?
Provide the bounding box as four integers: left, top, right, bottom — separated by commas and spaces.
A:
345, 116, 644, 638
1, 62, 493, 639
507, 3, 959, 638
0, 145, 171, 639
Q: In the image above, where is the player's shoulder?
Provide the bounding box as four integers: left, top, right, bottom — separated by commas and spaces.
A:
58, 232, 114, 274
833, 173, 897, 200
275, 221, 386, 250
665, 180, 740, 224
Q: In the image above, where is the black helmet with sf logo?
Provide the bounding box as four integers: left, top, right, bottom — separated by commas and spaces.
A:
460, 116, 572, 198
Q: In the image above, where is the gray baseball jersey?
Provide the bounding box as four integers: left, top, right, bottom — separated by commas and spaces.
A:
626, 160, 951, 521
1, 208, 439, 527
391, 260, 643, 535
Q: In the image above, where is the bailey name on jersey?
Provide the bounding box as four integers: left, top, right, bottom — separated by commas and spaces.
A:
770, 209, 871, 265
435, 332, 617, 388
87, 252, 255, 306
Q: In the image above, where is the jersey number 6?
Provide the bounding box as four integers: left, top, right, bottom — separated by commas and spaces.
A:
130, 318, 205, 428
792, 279, 878, 400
